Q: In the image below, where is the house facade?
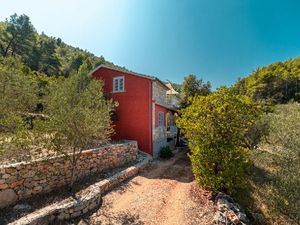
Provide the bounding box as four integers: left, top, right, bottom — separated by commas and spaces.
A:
90, 65, 178, 157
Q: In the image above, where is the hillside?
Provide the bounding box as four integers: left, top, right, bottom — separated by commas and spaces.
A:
0, 13, 126, 77
232, 57, 300, 104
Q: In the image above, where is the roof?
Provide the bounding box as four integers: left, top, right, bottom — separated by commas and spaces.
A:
165, 83, 179, 95
89, 64, 170, 90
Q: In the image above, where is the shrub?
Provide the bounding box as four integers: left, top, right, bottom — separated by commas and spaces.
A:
177, 88, 261, 193
160, 146, 173, 158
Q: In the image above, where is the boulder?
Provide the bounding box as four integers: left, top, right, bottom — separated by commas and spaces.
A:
0, 189, 18, 208
213, 193, 250, 225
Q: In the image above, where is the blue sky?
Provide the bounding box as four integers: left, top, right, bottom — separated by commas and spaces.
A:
1, 0, 300, 88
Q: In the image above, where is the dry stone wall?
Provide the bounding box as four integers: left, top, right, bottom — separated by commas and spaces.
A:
0, 141, 138, 208
9, 153, 151, 225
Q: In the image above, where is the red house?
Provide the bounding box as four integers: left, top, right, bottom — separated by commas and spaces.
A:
89, 65, 179, 157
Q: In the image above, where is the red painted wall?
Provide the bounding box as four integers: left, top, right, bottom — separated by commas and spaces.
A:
92, 67, 152, 155
154, 104, 177, 128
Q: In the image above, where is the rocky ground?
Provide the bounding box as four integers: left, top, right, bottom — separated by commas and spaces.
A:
60, 150, 216, 225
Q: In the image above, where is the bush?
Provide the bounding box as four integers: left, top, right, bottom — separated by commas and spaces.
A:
177, 88, 261, 193
160, 146, 173, 158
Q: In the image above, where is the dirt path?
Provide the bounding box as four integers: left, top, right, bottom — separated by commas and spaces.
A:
68, 150, 215, 225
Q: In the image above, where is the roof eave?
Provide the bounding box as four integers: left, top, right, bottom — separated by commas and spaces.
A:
89, 64, 171, 90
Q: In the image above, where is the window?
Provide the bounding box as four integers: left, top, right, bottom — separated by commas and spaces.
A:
113, 76, 124, 92
166, 112, 173, 130
158, 112, 164, 127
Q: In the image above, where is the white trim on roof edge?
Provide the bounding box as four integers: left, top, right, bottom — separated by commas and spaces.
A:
88, 64, 170, 90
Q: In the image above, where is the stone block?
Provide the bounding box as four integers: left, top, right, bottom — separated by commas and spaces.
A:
2, 174, 11, 179
0, 183, 8, 190
70, 210, 81, 218
10, 179, 24, 188
82, 207, 88, 214
0, 189, 18, 208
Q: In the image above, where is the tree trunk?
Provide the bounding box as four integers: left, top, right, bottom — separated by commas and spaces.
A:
69, 148, 77, 192
69, 147, 83, 193
3, 37, 15, 57
176, 128, 181, 146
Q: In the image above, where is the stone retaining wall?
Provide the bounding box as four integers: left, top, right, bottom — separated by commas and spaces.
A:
9, 153, 152, 225
0, 141, 138, 208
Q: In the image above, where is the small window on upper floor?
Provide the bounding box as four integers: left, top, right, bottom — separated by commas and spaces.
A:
113, 76, 124, 92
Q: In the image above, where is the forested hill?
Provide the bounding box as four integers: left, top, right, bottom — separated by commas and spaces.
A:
0, 13, 126, 77
232, 56, 300, 104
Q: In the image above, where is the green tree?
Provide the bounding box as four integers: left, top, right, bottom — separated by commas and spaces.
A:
44, 59, 114, 189
177, 88, 261, 193
232, 57, 300, 104
245, 103, 300, 223
180, 74, 211, 107
1, 13, 126, 77
0, 57, 37, 121
0, 57, 38, 160
36, 34, 61, 75
0, 14, 36, 59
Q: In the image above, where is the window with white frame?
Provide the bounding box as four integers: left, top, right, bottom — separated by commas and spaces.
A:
158, 112, 164, 127
113, 76, 124, 92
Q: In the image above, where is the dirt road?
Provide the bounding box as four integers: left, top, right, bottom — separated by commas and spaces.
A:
68, 150, 215, 225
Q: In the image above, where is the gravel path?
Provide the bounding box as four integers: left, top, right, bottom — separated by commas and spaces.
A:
64, 150, 215, 225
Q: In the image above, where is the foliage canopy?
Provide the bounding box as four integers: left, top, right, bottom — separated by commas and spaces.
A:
179, 74, 211, 107
0, 13, 126, 77
177, 89, 261, 193
232, 57, 300, 104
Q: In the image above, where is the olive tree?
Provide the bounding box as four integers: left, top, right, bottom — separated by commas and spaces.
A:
263, 103, 300, 220
177, 88, 261, 193
44, 59, 114, 189
0, 57, 38, 160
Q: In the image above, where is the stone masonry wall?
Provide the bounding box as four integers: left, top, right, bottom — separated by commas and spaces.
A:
0, 140, 138, 208
152, 81, 167, 106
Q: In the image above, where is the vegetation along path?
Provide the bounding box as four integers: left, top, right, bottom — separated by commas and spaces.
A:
61, 149, 215, 225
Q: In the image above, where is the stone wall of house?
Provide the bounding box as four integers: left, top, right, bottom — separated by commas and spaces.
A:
0, 141, 138, 208
152, 81, 167, 105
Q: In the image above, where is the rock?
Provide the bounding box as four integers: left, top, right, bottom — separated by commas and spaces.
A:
251, 212, 267, 225
0, 189, 18, 208
70, 210, 81, 218
2, 174, 11, 179
14, 203, 32, 211
0, 183, 8, 190
5, 168, 17, 174
214, 193, 250, 225
10, 179, 25, 188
